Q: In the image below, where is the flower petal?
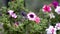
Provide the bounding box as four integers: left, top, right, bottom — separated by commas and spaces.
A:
34, 17, 40, 24
55, 6, 60, 14
11, 13, 17, 18
42, 5, 51, 13
27, 12, 37, 21
8, 10, 14, 15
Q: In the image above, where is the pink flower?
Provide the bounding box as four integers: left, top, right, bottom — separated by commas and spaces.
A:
42, 5, 51, 12
51, 28, 55, 34
34, 17, 40, 24
55, 6, 60, 14
27, 12, 37, 21
8, 10, 14, 15
55, 23, 60, 30
11, 13, 17, 18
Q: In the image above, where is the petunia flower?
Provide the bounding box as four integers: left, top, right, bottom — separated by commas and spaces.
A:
49, 13, 55, 19
42, 5, 52, 13
34, 17, 40, 24
11, 13, 17, 18
52, 1, 59, 8
14, 22, 19, 27
55, 6, 60, 14
8, 10, 14, 15
55, 23, 60, 30
46, 25, 57, 34
8, 10, 17, 18
27, 12, 37, 21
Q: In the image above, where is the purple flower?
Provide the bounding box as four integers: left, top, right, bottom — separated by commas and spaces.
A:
52, 1, 59, 8
21, 11, 27, 17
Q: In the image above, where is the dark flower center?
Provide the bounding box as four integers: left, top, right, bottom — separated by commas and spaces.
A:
29, 14, 34, 18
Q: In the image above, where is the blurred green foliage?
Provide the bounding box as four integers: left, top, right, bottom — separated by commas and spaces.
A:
0, 0, 60, 34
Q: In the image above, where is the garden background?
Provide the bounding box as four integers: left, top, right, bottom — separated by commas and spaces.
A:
0, 0, 60, 34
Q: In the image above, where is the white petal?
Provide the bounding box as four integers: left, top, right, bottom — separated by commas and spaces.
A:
55, 6, 60, 14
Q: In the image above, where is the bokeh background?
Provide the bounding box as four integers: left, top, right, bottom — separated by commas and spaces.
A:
0, 0, 60, 34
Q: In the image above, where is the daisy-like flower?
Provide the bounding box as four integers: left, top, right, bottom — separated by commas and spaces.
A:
55, 6, 60, 14
46, 25, 57, 34
27, 12, 37, 21
55, 23, 60, 30
52, 1, 59, 8
34, 17, 40, 24
49, 13, 55, 19
42, 5, 52, 13
8, 10, 14, 15
11, 13, 17, 18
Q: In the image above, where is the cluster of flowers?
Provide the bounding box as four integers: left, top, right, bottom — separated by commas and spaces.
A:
8, 0, 60, 24
8, 0, 59, 23
43, 1, 60, 34
7, 0, 60, 34
8, 10, 40, 24
46, 23, 60, 34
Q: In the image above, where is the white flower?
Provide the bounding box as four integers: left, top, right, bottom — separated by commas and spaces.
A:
55, 23, 60, 30
49, 13, 55, 19
27, 12, 37, 21
46, 25, 57, 34
8, 10, 14, 15
8, 10, 17, 18
55, 6, 60, 14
